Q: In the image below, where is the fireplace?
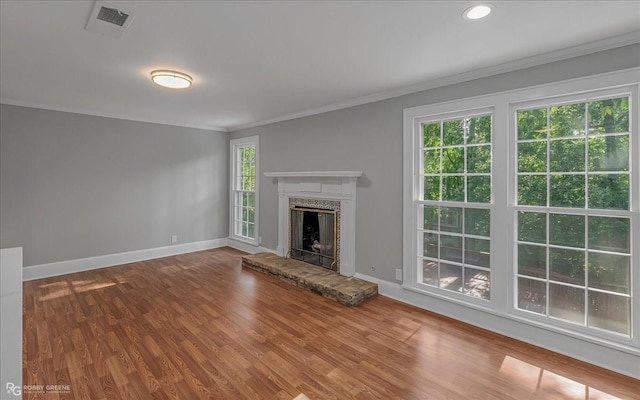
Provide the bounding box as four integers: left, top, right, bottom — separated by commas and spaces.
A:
290, 204, 338, 270
264, 171, 362, 276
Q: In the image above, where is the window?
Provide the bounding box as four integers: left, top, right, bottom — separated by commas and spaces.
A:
404, 69, 638, 351
515, 95, 631, 335
418, 111, 492, 301
230, 136, 259, 244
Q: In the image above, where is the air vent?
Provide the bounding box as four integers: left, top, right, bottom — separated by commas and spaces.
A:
85, 1, 135, 39
97, 6, 129, 27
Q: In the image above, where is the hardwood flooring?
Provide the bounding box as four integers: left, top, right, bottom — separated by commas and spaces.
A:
22, 247, 639, 399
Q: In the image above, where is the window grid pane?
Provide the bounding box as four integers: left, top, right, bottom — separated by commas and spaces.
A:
233, 144, 256, 240
515, 96, 632, 336
419, 114, 492, 301
516, 97, 630, 209
420, 205, 491, 300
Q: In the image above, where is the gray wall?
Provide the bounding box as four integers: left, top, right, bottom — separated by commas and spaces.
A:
0, 105, 229, 267
231, 43, 640, 282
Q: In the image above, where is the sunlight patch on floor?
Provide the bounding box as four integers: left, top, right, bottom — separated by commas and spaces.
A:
499, 356, 622, 399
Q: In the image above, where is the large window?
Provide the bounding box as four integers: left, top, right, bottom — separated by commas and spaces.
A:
419, 112, 492, 301
230, 136, 259, 244
515, 95, 631, 335
404, 70, 638, 351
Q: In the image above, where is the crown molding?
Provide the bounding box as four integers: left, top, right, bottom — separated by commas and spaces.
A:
229, 32, 640, 132
0, 98, 230, 133
2, 32, 637, 134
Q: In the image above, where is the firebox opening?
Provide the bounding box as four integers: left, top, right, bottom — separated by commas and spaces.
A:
290, 206, 337, 270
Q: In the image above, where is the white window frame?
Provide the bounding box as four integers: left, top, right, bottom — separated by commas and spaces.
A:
510, 88, 635, 342
230, 135, 259, 245
414, 107, 495, 307
403, 68, 639, 352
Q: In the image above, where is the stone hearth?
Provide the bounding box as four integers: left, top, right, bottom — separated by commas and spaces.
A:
242, 253, 377, 306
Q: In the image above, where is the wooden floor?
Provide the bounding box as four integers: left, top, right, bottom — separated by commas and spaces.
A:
23, 247, 639, 400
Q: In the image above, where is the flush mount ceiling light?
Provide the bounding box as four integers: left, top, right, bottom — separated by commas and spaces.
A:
150, 70, 192, 89
463, 4, 494, 20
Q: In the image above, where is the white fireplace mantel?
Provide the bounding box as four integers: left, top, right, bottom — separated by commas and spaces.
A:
265, 171, 362, 276
264, 171, 363, 179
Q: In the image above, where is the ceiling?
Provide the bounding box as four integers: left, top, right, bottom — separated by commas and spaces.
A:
1, 1, 639, 132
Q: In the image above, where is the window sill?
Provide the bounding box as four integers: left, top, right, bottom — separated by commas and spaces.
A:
402, 282, 639, 356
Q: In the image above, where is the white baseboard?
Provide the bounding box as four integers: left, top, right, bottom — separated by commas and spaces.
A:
354, 272, 640, 379
353, 272, 380, 284
225, 238, 277, 255
22, 238, 277, 281
23, 238, 228, 281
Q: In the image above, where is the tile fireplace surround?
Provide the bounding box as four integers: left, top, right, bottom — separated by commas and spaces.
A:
263, 171, 362, 277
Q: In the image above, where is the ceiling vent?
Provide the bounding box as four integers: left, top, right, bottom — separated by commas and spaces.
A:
85, 1, 135, 39
97, 6, 129, 26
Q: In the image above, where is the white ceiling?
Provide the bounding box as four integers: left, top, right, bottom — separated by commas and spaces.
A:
1, 1, 639, 132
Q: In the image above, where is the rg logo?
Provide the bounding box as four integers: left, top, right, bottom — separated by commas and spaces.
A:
6, 382, 21, 396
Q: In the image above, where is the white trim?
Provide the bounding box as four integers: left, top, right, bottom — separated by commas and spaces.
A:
508, 88, 638, 343
230, 33, 640, 132
403, 68, 640, 118
403, 68, 640, 376
354, 272, 380, 284
22, 239, 228, 281
20, 237, 276, 282
229, 135, 260, 245
267, 171, 362, 277
352, 273, 640, 379
265, 171, 363, 179
0, 98, 229, 133
3, 34, 637, 133
1, 247, 23, 393
225, 238, 276, 255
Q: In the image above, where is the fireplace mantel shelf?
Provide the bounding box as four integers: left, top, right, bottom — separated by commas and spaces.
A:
264, 171, 362, 179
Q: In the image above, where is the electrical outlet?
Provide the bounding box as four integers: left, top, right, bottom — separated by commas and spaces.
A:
395, 268, 403, 281
171, 235, 178, 244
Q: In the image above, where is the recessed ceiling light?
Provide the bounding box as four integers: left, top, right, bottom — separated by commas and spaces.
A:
151, 70, 192, 89
463, 4, 494, 20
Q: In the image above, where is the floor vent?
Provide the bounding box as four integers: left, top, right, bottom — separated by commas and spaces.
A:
85, 1, 135, 39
